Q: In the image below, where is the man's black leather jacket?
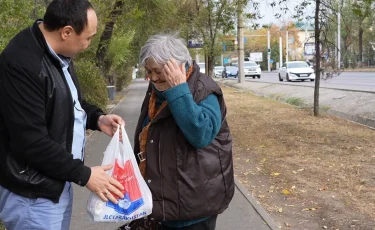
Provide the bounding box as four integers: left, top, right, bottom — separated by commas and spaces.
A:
0, 21, 104, 202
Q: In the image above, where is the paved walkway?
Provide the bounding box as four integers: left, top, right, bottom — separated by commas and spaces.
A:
70, 79, 279, 230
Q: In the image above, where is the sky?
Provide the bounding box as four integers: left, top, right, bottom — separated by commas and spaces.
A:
250, 0, 315, 27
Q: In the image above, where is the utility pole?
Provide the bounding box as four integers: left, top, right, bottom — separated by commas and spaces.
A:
286, 30, 289, 62
267, 28, 271, 72
337, 9, 341, 69
305, 18, 308, 62
279, 35, 283, 68
237, 1, 245, 83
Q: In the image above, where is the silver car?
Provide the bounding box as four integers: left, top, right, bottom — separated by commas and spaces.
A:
214, 66, 224, 78
278, 61, 315, 82
244, 61, 261, 78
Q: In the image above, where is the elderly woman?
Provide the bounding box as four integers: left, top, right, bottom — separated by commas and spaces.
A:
131, 34, 234, 230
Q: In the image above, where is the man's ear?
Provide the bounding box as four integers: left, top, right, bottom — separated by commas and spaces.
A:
61, 26, 74, 40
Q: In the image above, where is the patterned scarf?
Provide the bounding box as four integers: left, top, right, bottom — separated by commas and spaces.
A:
138, 65, 193, 177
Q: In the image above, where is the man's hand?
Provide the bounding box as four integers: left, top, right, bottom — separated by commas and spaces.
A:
98, 114, 124, 137
163, 58, 186, 88
86, 164, 125, 204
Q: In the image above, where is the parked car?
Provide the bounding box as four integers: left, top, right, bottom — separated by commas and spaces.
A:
244, 61, 261, 78
222, 66, 238, 78
197, 62, 205, 74
278, 61, 315, 82
214, 66, 224, 78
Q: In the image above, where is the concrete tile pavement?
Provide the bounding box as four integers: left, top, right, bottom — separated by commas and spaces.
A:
70, 79, 279, 230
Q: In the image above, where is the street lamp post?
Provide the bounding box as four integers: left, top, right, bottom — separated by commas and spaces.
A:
279, 35, 283, 68
267, 29, 271, 72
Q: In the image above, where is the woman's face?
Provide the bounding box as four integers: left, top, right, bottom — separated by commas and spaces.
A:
145, 59, 169, 91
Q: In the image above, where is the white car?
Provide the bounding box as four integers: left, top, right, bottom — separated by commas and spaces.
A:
197, 62, 205, 74
214, 66, 224, 77
278, 61, 315, 82
244, 61, 261, 78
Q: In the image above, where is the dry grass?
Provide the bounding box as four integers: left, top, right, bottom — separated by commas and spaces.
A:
223, 85, 375, 229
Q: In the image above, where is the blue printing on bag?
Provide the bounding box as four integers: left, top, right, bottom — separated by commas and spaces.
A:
106, 192, 145, 215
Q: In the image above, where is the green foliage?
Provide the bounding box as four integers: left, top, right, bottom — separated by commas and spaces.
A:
285, 97, 305, 107
0, 221, 4, 230
74, 60, 108, 110
320, 105, 330, 112
0, 0, 46, 52
115, 64, 133, 91
107, 30, 135, 70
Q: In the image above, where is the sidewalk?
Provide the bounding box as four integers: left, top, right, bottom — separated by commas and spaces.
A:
70, 79, 279, 230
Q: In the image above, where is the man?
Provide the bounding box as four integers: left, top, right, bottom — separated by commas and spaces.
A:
0, 0, 124, 229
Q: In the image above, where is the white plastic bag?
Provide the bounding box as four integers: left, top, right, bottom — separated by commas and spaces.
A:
86, 125, 153, 222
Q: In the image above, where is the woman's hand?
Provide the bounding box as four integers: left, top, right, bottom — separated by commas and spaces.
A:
163, 58, 186, 88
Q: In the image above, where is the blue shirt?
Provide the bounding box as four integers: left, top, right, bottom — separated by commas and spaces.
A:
46, 43, 87, 160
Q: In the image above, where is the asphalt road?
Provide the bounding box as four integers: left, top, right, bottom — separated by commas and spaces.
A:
230, 71, 375, 92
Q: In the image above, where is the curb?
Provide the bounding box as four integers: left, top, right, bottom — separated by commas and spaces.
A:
327, 109, 375, 130
237, 78, 375, 94
217, 79, 375, 129
234, 177, 280, 230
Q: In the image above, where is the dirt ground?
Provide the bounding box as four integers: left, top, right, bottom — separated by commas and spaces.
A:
222, 85, 375, 230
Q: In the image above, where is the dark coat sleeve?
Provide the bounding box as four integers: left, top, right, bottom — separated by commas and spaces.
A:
0, 64, 91, 186
81, 100, 105, 131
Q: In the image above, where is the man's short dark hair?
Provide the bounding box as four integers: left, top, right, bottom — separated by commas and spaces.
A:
43, 0, 94, 35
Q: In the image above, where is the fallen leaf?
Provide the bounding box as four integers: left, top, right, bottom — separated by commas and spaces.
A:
282, 189, 291, 195
278, 208, 283, 213
285, 223, 291, 227
260, 145, 266, 148
302, 207, 320, 211
245, 159, 250, 163
272, 172, 281, 176
292, 171, 297, 174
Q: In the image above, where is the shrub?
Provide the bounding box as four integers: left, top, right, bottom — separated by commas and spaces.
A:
115, 65, 133, 92
285, 97, 305, 107
74, 60, 108, 111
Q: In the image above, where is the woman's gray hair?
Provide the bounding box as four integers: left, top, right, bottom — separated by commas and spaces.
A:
139, 34, 193, 67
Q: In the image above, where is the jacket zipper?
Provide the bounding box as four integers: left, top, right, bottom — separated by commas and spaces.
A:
60, 67, 75, 154
159, 139, 166, 220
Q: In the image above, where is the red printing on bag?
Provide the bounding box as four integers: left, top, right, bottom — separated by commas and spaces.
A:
111, 159, 142, 200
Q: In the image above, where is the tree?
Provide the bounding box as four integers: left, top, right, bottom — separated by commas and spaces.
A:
0, 1, 45, 52
178, 0, 238, 77
95, 0, 125, 78
313, 0, 322, 116
352, 0, 373, 65
271, 0, 346, 116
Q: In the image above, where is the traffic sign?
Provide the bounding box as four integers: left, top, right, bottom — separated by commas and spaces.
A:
269, 59, 274, 63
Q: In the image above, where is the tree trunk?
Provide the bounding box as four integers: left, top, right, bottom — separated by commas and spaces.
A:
96, 0, 125, 76
313, 0, 321, 116
359, 26, 364, 66
207, 54, 215, 78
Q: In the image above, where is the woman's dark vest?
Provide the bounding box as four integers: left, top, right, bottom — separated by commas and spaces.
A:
134, 63, 234, 220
